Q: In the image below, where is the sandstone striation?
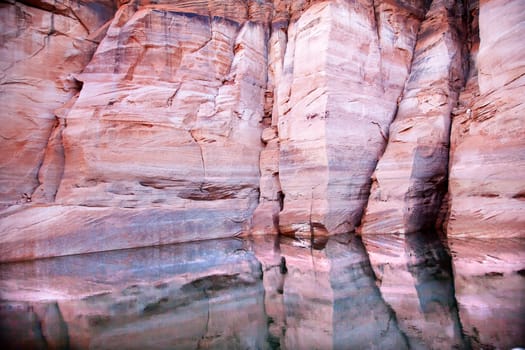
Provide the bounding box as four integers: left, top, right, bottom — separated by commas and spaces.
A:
1, 1, 269, 260
275, 0, 425, 237
446, 0, 525, 237
0, 0, 524, 260
360, 0, 466, 234
0, 0, 116, 206
56, 3, 266, 215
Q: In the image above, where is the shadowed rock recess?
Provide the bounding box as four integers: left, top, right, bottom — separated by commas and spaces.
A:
0, 0, 524, 347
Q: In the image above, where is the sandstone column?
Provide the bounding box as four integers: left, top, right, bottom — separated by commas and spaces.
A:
277, 0, 424, 238
447, 0, 525, 237
361, 0, 467, 234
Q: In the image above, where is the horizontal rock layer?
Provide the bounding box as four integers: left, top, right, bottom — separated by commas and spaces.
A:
0, 205, 247, 262
0, 0, 524, 261
446, 0, 525, 237
0, 0, 116, 206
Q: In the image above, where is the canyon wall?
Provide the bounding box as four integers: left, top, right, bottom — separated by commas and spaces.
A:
271, 0, 425, 237
360, 0, 466, 234
1, 0, 271, 261
447, 0, 525, 237
0, 0, 117, 205
1, 0, 524, 261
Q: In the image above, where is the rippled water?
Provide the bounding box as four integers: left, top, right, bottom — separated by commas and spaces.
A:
0, 233, 523, 349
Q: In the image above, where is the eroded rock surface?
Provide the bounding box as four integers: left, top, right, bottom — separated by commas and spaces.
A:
0, 0, 116, 206
446, 0, 525, 237
275, 0, 425, 237
0, 1, 268, 260
0, 0, 524, 259
360, 0, 466, 234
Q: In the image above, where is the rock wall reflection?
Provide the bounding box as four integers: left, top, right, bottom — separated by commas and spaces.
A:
362, 232, 465, 349
1, 234, 524, 349
449, 238, 525, 349
0, 239, 268, 349
250, 234, 409, 349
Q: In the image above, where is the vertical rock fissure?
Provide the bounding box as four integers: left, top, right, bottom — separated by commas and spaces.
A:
361, 0, 469, 234
30, 117, 63, 202
432, 0, 471, 234
371, 0, 385, 92
21, 10, 58, 203
441, 0, 475, 234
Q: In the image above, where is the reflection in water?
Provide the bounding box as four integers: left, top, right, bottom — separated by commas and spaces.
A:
449, 238, 525, 349
0, 239, 268, 349
250, 234, 408, 349
0, 234, 524, 349
362, 232, 465, 349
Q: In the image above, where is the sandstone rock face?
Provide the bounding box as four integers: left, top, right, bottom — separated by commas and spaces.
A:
0, 0, 116, 206
275, 0, 425, 237
360, 0, 466, 234
0, 1, 269, 260
1, 0, 524, 260
446, 0, 525, 237
55, 2, 267, 223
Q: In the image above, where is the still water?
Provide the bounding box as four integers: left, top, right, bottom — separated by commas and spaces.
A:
0, 233, 523, 349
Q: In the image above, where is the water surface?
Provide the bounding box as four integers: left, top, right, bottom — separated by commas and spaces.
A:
0, 233, 523, 349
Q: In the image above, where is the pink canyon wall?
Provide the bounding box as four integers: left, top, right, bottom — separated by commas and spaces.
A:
0, 0, 524, 261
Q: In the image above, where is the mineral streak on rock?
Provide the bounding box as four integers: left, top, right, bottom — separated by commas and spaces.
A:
0, 0, 524, 260
446, 0, 525, 237
360, 0, 467, 234
276, 0, 426, 237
